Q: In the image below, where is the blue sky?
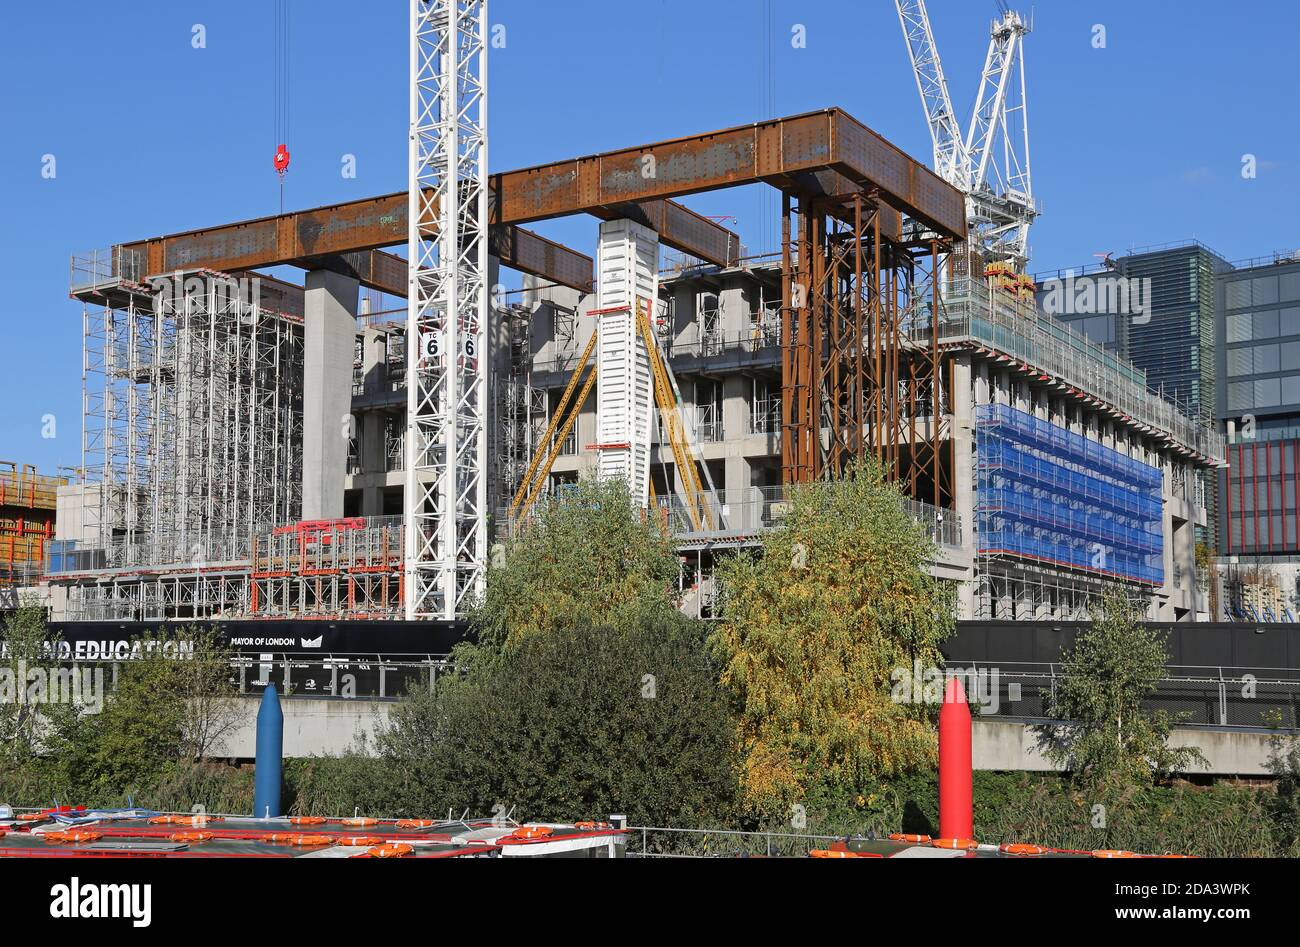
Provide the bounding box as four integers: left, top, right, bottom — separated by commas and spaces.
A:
1, 0, 1296, 473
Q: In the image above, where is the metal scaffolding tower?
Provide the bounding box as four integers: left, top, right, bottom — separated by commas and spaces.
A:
78, 269, 303, 571
405, 0, 490, 620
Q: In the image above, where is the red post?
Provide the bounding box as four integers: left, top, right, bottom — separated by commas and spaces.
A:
938, 675, 973, 840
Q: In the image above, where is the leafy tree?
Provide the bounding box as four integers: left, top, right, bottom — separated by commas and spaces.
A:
711, 460, 955, 808
0, 597, 60, 764
1041, 589, 1205, 787
39, 625, 239, 801
472, 474, 682, 651
376, 618, 740, 826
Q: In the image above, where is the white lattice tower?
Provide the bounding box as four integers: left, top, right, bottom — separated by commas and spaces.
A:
405, 0, 489, 620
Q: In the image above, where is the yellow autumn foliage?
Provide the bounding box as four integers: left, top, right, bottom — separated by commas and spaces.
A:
712, 461, 954, 806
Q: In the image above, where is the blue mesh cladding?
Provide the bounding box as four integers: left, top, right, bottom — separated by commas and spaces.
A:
976, 403, 1164, 585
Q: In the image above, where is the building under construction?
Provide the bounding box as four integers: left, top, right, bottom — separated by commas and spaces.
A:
36, 4, 1224, 625
1, 464, 66, 608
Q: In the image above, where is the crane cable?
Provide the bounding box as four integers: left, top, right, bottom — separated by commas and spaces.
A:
273, 0, 292, 211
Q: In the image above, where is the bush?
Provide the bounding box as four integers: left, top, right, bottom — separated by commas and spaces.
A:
375, 617, 741, 827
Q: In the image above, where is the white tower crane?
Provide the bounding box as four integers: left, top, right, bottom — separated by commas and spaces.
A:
405, 0, 490, 620
895, 0, 1036, 269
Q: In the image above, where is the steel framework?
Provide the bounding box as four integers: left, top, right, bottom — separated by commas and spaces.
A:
79, 270, 303, 571
405, 0, 490, 620
780, 192, 952, 506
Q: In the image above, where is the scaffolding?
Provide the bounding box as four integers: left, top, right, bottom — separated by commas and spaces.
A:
493, 303, 544, 512
76, 263, 304, 571
250, 517, 403, 619
973, 401, 1164, 620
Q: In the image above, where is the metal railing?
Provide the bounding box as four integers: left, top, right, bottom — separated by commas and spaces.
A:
945, 660, 1300, 730
916, 277, 1225, 463
70, 246, 145, 294
625, 825, 847, 858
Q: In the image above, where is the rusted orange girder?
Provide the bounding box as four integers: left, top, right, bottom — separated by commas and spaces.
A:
112, 108, 962, 299
118, 194, 739, 297
492, 108, 966, 241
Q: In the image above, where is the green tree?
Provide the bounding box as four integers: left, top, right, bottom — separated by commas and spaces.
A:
376, 618, 740, 826
473, 474, 682, 651
0, 597, 60, 765
39, 625, 239, 802
711, 460, 955, 808
1041, 589, 1205, 788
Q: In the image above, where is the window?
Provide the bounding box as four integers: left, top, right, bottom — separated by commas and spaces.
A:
1283, 374, 1300, 407
1254, 378, 1281, 408
1253, 276, 1280, 306
1226, 279, 1252, 310
1227, 313, 1251, 343
1254, 310, 1279, 339
1281, 272, 1300, 303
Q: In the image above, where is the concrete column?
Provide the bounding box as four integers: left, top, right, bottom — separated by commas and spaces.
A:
303, 269, 359, 521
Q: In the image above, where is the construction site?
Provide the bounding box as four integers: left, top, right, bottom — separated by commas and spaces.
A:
10, 1, 1224, 627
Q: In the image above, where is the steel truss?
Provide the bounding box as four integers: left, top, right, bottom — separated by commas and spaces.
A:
780, 192, 952, 508
405, 0, 490, 620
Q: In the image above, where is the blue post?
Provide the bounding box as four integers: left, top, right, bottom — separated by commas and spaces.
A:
253, 684, 284, 819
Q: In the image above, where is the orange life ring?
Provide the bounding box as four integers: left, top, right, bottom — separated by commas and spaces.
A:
341, 818, 379, 828
1091, 850, 1137, 859
999, 843, 1046, 856
289, 816, 326, 826
45, 830, 102, 844
368, 842, 413, 858
809, 849, 867, 858
931, 838, 979, 850
17, 813, 46, 822
396, 819, 435, 829
574, 821, 612, 830
171, 831, 215, 843
889, 833, 932, 843
508, 826, 554, 841
337, 836, 385, 847
289, 834, 333, 847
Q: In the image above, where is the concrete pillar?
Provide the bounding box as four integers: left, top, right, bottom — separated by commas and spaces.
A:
303, 269, 359, 521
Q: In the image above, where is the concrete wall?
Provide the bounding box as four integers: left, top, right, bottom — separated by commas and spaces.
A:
973, 718, 1277, 777
217, 697, 1282, 777
219, 697, 392, 758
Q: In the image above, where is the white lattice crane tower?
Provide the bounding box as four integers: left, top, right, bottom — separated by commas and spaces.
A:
405, 0, 490, 620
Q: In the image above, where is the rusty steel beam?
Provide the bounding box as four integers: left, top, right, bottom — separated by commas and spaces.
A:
117, 194, 737, 295
493, 108, 967, 241
119, 192, 595, 296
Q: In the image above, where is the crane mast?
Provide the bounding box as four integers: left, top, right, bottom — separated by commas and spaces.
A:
405, 0, 490, 620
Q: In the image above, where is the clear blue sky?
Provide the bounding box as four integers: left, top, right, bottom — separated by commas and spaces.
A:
1, 0, 1295, 473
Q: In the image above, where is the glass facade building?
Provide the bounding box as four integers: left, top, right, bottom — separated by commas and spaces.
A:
1217, 254, 1300, 555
